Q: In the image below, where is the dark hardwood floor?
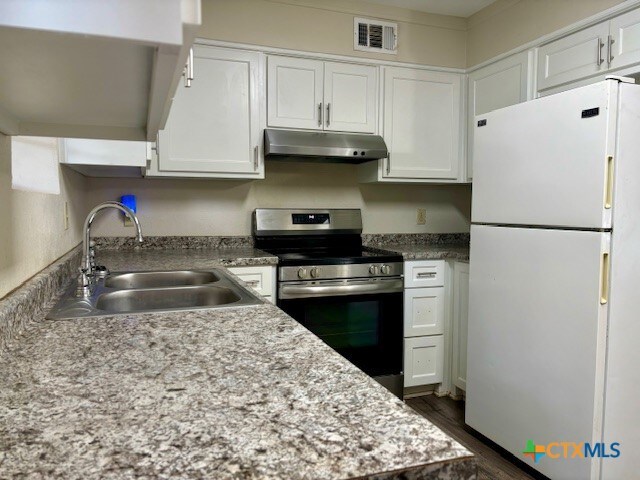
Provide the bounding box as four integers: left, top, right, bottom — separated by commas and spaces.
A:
406, 395, 548, 480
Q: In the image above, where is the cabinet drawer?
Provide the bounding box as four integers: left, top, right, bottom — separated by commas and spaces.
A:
227, 266, 275, 297
404, 335, 444, 387
404, 260, 445, 288
404, 287, 445, 337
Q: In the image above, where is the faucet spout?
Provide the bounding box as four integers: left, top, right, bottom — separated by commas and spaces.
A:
77, 201, 143, 297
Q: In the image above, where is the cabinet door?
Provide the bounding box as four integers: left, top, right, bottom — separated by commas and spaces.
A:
404, 287, 445, 337
404, 336, 444, 387
467, 52, 529, 180
537, 22, 609, 91
267, 56, 323, 130
383, 68, 461, 180
610, 8, 640, 70
157, 46, 263, 176
324, 62, 377, 133
452, 262, 469, 391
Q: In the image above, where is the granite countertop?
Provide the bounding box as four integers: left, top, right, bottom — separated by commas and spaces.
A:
1, 302, 475, 479
96, 247, 278, 271
0, 246, 476, 479
375, 244, 470, 262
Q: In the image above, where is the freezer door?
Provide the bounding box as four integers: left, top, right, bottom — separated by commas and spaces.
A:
466, 225, 609, 480
472, 81, 619, 229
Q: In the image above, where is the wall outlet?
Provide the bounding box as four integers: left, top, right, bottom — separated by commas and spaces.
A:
63, 201, 70, 230
416, 208, 427, 225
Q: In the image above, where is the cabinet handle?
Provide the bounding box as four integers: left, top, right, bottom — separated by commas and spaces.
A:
597, 37, 605, 67
254, 146, 259, 170
600, 252, 610, 305
604, 155, 614, 209
607, 35, 614, 67
318, 103, 323, 127
326, 103, 331, 127
246, 280, 260, 287
184, 47, 194, 87
417, 272, 437, 278
386, 153, 391, 175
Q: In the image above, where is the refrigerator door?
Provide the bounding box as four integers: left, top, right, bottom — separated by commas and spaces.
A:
600, 82, 640, 480
466, 225, 610, 480
472, 81, 619, 229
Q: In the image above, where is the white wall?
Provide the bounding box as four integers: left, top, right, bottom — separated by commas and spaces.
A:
0, 134, 86, 299
85, 162, 471, 236
201, 0, 468, 68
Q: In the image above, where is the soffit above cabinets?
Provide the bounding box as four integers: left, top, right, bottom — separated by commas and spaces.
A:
361, 0, 497, 18
0, 0, 201, 141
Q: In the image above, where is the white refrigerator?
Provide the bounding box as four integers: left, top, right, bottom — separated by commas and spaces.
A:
467, 78, 640, 480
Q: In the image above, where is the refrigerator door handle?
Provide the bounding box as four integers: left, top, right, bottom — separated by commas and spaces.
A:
601, 252, 610, 305
605, 155, 614, 209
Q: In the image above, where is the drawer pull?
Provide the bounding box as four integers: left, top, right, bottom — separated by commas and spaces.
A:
245, 280, 260, 287
417, 272, 437, 278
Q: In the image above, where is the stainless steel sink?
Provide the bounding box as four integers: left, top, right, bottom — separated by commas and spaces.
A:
96, 286, 240, 313
47, 268, 263, 320
104, 270, 220, 289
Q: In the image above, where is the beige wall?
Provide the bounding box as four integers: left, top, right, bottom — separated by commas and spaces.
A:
85, 162, 471, 237
201, 0, 467, 68
467, 0, 626, 67
0, 134, 86, 299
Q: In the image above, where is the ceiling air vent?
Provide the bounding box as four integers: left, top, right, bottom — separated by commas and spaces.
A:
354, 17, 397, 55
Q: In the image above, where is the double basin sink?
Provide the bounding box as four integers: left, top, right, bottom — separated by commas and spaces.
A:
47, 269, 263, 320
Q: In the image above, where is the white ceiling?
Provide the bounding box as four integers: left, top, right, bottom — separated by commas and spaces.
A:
361, 0, 498, 18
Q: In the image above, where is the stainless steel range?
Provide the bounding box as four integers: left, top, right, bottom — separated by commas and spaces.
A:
253, 208, 404, 397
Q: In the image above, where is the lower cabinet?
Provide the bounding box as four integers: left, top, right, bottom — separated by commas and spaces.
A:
451, 261, 470, 392
402, 259, 470, 395
227, 265, 276, 303
403, 260, 445, 389
404, 336, 444, 387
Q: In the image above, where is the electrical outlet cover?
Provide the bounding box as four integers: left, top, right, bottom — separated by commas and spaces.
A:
417, 208, 427, 225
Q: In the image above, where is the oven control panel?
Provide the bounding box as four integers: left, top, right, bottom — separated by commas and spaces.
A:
283, 262, 403, 282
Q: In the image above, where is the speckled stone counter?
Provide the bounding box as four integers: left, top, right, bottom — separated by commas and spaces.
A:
1, 236, 476, 478
0, 302, 476, 479
95, 247, 278, 271
362, 234, 470, 262
375, 244, 470, 262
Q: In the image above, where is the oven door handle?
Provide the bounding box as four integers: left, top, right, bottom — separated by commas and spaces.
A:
279, 278, 403, 299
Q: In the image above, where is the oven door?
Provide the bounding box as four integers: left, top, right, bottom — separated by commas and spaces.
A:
277, 277, 403, 380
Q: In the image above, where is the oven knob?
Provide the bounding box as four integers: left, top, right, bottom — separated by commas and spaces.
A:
297, 268, 308, 279
310, 267, 320, 278
380, 264, 391, 275
369, 265, 379, 275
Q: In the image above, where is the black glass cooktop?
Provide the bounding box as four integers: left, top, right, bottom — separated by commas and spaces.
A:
266, 247, 402, 266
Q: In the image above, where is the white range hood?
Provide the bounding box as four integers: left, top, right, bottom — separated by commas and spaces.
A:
0, 0, 201, 141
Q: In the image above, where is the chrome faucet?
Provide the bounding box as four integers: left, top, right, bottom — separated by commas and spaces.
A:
77, 201, 143, 297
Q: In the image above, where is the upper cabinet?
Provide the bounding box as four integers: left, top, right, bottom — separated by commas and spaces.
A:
148, 45, 265, 179
467, 52, 531, 180
361, 67, 462, 182
0, 0, 201, 141
267, 56, 378, 134
538, 8, 640, 92
60, 139, 148, 178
